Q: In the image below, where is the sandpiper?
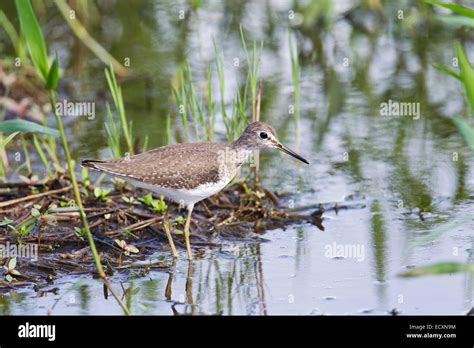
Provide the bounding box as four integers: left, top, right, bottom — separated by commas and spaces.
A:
82, 121, 308, 259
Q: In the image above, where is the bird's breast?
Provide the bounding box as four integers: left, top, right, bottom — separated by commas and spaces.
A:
216, 148, 252, 181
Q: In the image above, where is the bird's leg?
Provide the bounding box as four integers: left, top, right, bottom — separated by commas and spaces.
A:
162, 218, 178, 258
165, 258, 177, 301
184, 204, 194, 260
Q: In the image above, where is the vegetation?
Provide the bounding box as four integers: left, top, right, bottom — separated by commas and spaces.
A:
11, 0, 130, 315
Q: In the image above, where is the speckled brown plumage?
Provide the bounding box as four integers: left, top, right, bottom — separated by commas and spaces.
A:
82, 143, 243, 190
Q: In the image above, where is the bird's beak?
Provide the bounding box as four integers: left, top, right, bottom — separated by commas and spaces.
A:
275, 142, 309, 164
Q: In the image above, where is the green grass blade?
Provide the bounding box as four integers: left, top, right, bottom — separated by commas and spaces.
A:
20, 135, 32, 175
0, 131, 19, 149
212, 37, 227, 129
0, 10, 25, 59
456, 44, 474, 114
399, 261, 474, 277
105, 63, 133, 154
437, 14, 474, 27
425, 0, 474, 19
46, 54, 59, 90
433, 63, 461, 80
453, 116, 474, 150
0, 119, 60, 137
15, 0, 49, 81
32, 134, 51, 176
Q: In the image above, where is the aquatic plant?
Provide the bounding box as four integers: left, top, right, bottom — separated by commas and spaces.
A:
427, 0, 474, 150
104, 63, 134, 156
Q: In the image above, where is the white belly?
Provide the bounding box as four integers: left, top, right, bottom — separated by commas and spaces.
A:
126, 177, 231, 209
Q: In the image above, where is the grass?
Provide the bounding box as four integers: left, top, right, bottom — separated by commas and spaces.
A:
289, 30, 300, 140
172, 61, 216, 143
105, 63, 134, 156
0, 132, 19, 177
427, 1, 474, 151
171, 26, 263, 145
240, 25, 263, 123
0, 10, 26, 62
32, 134, 51, 176
172, 66, 191, 142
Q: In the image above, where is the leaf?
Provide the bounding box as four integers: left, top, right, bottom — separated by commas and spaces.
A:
46, 54, 59, 90
456, 44, 474, 114
5, 274, 13, 282
425, 0, 474, 19
433, 63, 461, 80
0, 10, 21, 53
74, 226, 86, 239
0, 131, 20, 149
15, 0, 49, 81
31, 207, 41, 218
125, 244, 139, 254
0, 119, 60, 137
0, 218, 14, 226
437, 14, 474, 27
115, 239, 126, 249
399, 262, 474, 277
10, 269, 21, 276
453, 116, 474, 150
8, 258, 17, 270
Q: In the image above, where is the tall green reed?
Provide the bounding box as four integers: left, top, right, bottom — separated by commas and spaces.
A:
105, 64, 134, 156
173, 61, 216, 142
240, 25, 263, 123
288, 30, 300, 145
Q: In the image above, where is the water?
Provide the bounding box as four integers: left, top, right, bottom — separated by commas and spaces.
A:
0, 0, 473, 315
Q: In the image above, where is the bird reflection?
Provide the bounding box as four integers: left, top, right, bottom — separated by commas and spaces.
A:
164, 245, 268, 315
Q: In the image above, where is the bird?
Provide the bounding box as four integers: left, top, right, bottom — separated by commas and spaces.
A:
82, 121, 309, 260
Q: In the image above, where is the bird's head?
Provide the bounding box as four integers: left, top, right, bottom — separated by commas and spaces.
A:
233, 121, 309, 164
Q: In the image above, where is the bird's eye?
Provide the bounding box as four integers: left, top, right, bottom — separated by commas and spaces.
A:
259, 132, 268, 139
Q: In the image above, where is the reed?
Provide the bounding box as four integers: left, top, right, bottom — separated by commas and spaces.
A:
32, 134, 51, 176
105, 64, 134, 156
288, 30, 300, 144
427, 1, 474, 150
104, 103, 122, 158
240, 25, 263, 123
172, 66, 191, 142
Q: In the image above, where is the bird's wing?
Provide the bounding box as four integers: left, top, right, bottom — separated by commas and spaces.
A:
82, 143, 227, 190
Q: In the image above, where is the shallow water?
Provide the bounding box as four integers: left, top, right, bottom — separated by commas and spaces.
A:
1, 0, 474, 314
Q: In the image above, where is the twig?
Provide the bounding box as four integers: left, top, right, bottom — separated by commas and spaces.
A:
0, 186, 71, 208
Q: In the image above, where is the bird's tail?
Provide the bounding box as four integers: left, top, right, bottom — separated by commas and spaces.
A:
81, 159, 106, 171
